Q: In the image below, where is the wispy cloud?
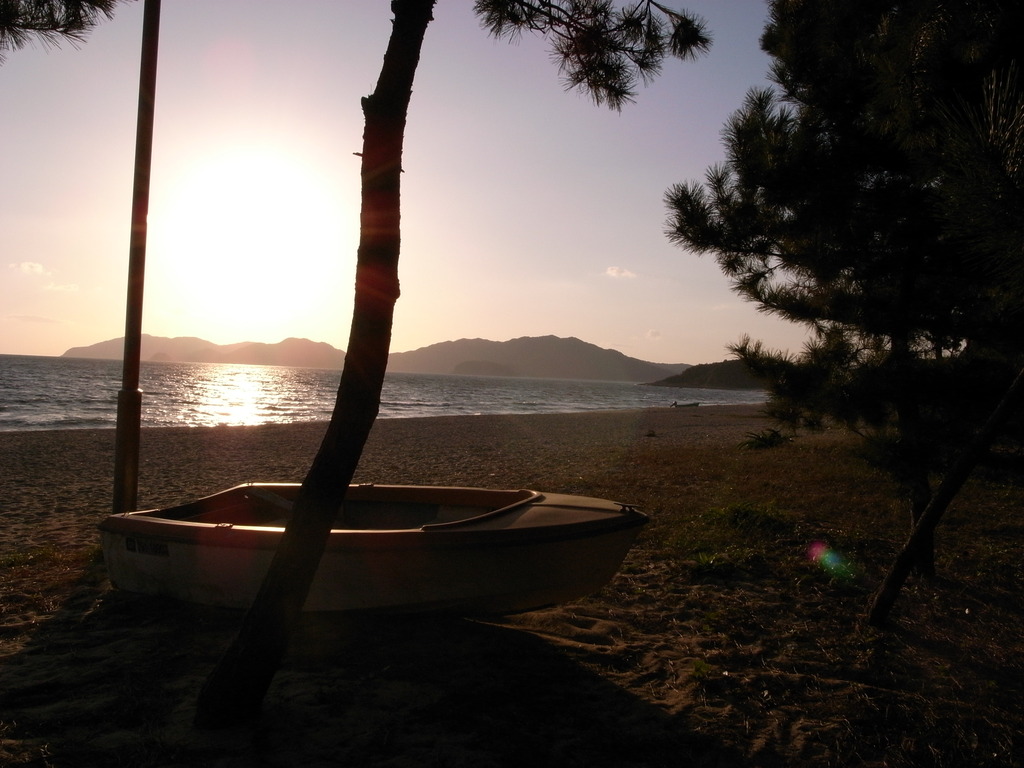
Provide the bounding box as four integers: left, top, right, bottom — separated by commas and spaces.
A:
9, 261, 50, 276
646, 329, 662, 339
7, 262, 77, 291
605, 266, 636, 279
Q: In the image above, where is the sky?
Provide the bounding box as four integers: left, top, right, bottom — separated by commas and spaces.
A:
1, 0, 809, 365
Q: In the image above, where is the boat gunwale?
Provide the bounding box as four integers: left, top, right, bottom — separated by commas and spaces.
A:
97, 483, 648, 552
101, 483, 539, 527
100, 513, 647, 552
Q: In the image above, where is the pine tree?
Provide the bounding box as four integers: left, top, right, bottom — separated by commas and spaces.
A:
665, 0, 1024, 581
0, 0, 120, 63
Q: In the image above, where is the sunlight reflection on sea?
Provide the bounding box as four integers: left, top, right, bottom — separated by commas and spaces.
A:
0, 355, 764, 431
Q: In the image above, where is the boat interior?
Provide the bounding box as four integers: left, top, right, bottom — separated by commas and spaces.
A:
160, 484, 540, 531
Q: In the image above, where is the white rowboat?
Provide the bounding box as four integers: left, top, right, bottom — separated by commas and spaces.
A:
99, 483, 647, 614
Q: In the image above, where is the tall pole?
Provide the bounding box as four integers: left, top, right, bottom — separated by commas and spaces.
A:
113, 0, 161, 515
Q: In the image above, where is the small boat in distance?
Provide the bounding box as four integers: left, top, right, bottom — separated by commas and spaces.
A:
99, 483, 647, 614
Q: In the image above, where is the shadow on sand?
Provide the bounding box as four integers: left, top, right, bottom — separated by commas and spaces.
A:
1, 572, 740, 768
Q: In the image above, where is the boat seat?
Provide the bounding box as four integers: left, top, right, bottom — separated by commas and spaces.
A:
338, 500, 440, 530
245, 486, 294, 511
204, 486, 295, 526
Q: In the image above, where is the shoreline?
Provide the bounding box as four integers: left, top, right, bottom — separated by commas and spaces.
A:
0, 393, 766, 434
0, 402, 764, 436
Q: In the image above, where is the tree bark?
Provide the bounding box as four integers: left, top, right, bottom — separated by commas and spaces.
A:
867, 366, 1024, 627
906, 472, 935, 578
194, 0, 436, 729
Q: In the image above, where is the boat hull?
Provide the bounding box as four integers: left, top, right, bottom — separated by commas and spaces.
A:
99, 484, 647, 614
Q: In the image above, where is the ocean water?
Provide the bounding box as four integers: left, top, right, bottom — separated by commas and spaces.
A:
0, 355, 764, 432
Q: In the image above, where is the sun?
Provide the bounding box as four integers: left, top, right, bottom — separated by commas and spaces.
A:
147, 145, 357, 343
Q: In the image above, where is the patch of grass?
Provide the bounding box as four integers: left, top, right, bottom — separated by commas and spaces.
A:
691, 657, 715, 681
739, 428, 791, 449
0, 544, 101, 571
716, 500, 794, 536
661, 501, 796, 581
1, 548, 55, 570
692, 552, 736, 579
0, 545, 104, 620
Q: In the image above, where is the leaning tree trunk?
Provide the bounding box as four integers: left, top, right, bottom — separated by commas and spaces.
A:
892, 363, 936, 578
905, 471, 935, 578
194, 0, 436, 729
868, 366, 1024, 627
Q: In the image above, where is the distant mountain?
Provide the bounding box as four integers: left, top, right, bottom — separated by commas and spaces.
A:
63, 335, 345, 369
217, 338, 345, 369
387, 336, 687, 382
63, 334, 689, 382
647, 359, 765, 390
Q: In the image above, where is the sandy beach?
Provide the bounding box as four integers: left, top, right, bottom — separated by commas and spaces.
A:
1, 405, 1021, 767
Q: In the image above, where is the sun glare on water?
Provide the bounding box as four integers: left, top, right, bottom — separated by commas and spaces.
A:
147, 146, 356, 342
